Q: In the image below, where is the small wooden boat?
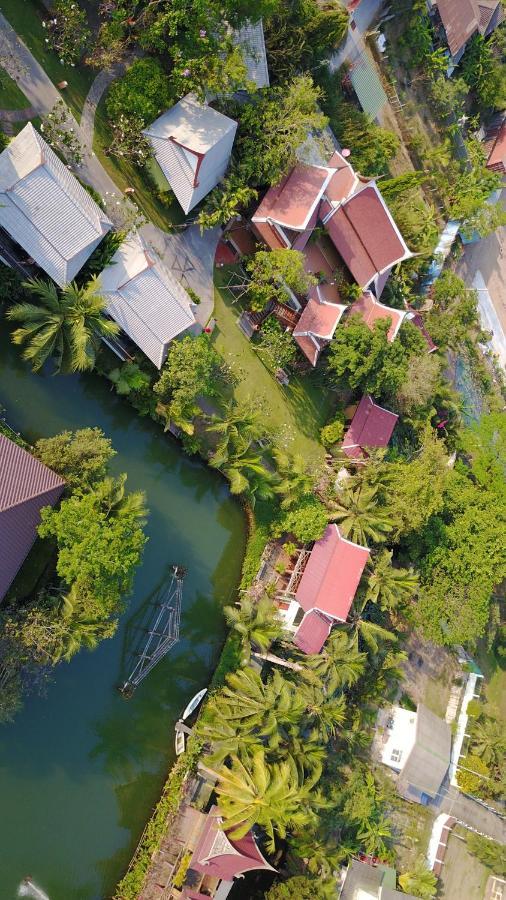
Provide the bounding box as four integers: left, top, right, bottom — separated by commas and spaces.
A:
181, 688, 207, 721
175, 729, 186, 756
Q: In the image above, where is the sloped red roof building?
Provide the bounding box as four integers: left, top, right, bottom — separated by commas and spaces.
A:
349, 290, 406, 342
342, 395, 399, 460
293, 283, 347, 366
484, 115, 506, 174
293, 525, 370, 654
434, 0, 503, 60
0, 433, 65, 600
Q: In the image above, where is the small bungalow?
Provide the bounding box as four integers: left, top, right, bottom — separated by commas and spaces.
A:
429, 0, 503, 65
0, 122, 112, 287
293, 283, 347, 366
380, 703, 452, 805
181, 805, 275, 899
0, 433, 65, 601
143, 94, 237, 214
339, 858, 417, 900
289, 524, 370, 654
349, 291, 407, 342
100, 232, 196, 369
232, 19, 270, 89
342, 395, 398, 460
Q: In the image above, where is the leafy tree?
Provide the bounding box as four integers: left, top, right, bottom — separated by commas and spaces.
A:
327, 318, 411, 398
224, 594, 283, 662
197, 175, 258, 230
246, 249, 315, 311
7, 276, 119, 373
470, 717, 506, 768
107, 362, 151, 397
153, 334, 221, 434
330, 483, 393, 545
357, 814, 393, 857
366, 550, 418, 611
395, 353, 442, 418
265, 875, 333, 900
456, 754, 490, 795
107, 112, 153, 166
429, 75, 468, 118
33, 428, 115, 493
106, 58, 174, 125
272, 495, 329, 543
320, 414, 345, 447
427, 271, 481, 349
461, 34, 506, 110
265, 0, 348, 81
386, 189, 438, 254
398, 857, 437, 899
45, 0, 90, 64
460, 201, 506, 241
459, 412, 506, 502
466, 833, 506, 877
258, 317, 298, 371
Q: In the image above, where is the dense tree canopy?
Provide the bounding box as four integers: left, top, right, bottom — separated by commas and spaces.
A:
34, 428, 115, 493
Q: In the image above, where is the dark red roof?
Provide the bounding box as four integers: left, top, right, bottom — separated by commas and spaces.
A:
350, 290, 406, 342
324, 184, 410, 288
342, 395, 398, 460
296, 524, 370, 621
293, 609, 333, 654
293, 285, 347, 366
0, 433, 65, 600
190, 806, 275, 882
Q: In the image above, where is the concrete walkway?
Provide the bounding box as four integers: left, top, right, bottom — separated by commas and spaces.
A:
0, 11, 220, 308
439, 787, 506, 845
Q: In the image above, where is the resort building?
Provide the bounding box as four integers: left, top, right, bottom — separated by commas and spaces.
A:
0, 433, 65, 602
378, 704, 452, 805
339, 858, 417, 900
342, 395, 399, 460
232, 19, 270, 89
429, 0, 503, 64
143, 94, 238, 214
100, 231, 196, 369
0, 123, 112, 287
279, 524, 370, 655
349, 291, 407, 342
293, 283, 347, 366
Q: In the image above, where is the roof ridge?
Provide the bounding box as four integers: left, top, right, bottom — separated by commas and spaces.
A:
0, 480, 65, 515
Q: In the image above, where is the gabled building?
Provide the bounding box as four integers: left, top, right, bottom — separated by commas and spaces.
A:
0, 433, 65, 601
232, 19, 270, 89
380, 703, 452, 804
293, 283, 347, 366
0, 123, 112, 287
430, 0, 503, 63
342, 395, 398, 460
339, 858, 418, 900
292, 524, 370, 654
349, 291, 407, 342
484, 114, 506, 174
100, 232, 196, 369
143, 94, 237, 214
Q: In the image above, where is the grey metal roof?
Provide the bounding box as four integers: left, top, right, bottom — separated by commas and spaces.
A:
0, 433, 65, 600
0, 123, 112, 286
233, 19, 270, 89
350, 55, 388, 121
340, 860, 417, 900
397, 703, 452, 800
100, 232, 195, 368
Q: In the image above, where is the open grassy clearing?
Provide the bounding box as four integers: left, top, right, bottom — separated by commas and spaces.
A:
0, 67, 29, 110
0, 0, 95, 120
477, 644, 506, 725
93, 96, 186, 230
212, 269, 335, 464
440, 828, 492, 900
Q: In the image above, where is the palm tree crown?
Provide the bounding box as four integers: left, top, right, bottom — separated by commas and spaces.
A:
224, 594, 284, 661
330, 483, 393, 545
366, 550, 418, 611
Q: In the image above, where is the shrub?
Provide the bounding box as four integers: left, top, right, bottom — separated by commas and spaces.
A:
320, 415, 345, 448
466, 698, 481, 717
456, 754, 489, 795
106, 59, 174, 125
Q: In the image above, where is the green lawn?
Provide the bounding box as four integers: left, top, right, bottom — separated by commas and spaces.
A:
477, 645, 506, 725
93, 95, 186, 231
0, 0, 95, 120
212, 271, 335, 464
0, 67, 29, 110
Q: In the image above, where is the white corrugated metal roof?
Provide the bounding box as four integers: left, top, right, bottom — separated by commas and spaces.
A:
100, 232, 196, 368
144, 94, 236, 154
232, 20, 270, 89
0, 123, 112, 286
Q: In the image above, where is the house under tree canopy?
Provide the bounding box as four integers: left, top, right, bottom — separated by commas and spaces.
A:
349, 290, 406, 342
342, 395, 398, 460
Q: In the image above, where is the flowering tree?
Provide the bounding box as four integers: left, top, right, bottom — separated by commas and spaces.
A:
44, 0, 90, 65
40, 100, 84, 165
107, 113, 152, 166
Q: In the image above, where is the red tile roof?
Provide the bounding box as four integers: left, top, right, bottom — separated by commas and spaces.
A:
190, 806, 275, 882
323, 184, 411, 288
293, 609, 333, 654
342, 395, 398, 460
350, 290, 406, 342
0, 433, 65, 600
293, 285, 347, 366
295, 524, 370, 621
485, 117, 506, 174
252, 164, 331, 231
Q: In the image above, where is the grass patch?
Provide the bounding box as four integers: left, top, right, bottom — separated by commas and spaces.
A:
93, 95, 186, 230
476, 644, 506, 725
423, 671, 451, 719
212, 269, 334, 465
0, 67, 29, 110
0, 0, 95, 121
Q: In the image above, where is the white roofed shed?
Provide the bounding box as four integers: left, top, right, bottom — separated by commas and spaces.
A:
143, 94, 237, 214
100, 232, 196, 368
0, 123, 112, 286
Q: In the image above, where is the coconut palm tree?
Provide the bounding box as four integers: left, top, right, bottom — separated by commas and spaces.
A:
470, 717, 506, 768
303, 631, 367, 693
357, 814, 394, 858
366, 550, 418, 611
272, 448, 316, 510
339, 595, 396, 654
300, 683, 346, 742
197, 705, 263, 766
224, 594, 284, 662
214, 667, 304, 744
94, 474, 148, 525
329, 483, 393, 545
207, 400, 267, 466
7, 275, 119, 373
214, 749, 318, 850
398, 857, 437, 899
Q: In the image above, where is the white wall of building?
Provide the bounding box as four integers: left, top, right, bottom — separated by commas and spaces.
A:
381, 706, 418, 772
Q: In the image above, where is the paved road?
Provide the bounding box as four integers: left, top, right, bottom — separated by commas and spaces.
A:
439, 786, 506, 845
455, 192, 506, 371
0, 12, 220, 311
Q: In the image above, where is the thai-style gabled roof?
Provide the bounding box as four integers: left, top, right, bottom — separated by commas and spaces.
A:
100, 231, 195, 369
0, 433, 65, 600
342, 395, 398, 460
293, 283, 347, 366
189, 806, 275, 882
349, 290, 407, 342
295, 524, 370, 622
293, 609, 333, 655
252, 163, 334, 245
0, 123, 112, 286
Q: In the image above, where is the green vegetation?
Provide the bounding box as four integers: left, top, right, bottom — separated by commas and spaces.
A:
398, 856, 437, 898
465, 833, 506, 876
0, 67, 29, 110
264, 0, 348, 81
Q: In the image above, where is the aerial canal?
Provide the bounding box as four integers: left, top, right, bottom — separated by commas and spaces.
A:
0, 327, 246, 899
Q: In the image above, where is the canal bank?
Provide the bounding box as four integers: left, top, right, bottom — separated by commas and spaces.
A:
0, 326, 246, 900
